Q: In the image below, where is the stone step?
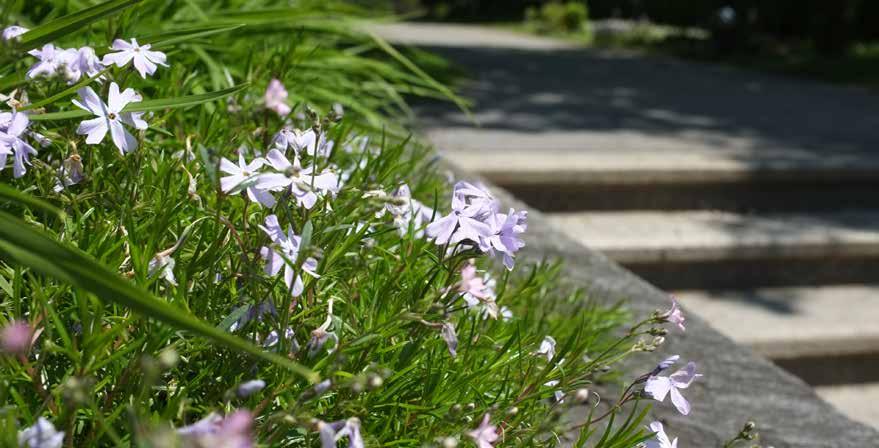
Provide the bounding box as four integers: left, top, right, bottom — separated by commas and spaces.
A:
675, 286, 879, 385
816, 383, 879, 429
546, 210, 879, 289
441, 148, 879, 212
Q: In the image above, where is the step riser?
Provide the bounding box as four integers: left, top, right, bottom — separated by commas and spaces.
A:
499, 180, 879, 212
774, 352, 879, 387
622, 257, 879, 290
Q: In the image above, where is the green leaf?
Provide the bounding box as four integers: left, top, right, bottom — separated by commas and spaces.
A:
15, 0, 145, 51
0, 210, 318, 383
0, 184, 65, 219
28, 83, 250, 121
143, 24, 245, 48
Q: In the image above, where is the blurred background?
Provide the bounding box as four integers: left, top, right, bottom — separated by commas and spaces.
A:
371, 0, 879, 430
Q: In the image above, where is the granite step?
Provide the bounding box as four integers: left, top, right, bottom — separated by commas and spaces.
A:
816, 382, 879, 429
546, 210, 879, 289
441, 148, 879, 212
675, 286, 879, 386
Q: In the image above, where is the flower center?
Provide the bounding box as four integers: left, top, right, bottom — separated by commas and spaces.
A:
108, 112, 117, 120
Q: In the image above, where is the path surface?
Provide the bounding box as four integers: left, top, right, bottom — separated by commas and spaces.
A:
375, 23, 879, 429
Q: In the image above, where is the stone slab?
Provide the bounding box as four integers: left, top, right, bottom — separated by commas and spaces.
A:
816, 383, 879, 429
446, 162, 879, 446
674, 286, 879, 361
546, 210, 879, 264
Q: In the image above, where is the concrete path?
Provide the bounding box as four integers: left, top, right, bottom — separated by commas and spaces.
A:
376, 22, 879, 428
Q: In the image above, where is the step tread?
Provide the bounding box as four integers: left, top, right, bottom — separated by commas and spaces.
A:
676, 285, 879, 360
816, 382, 879, 429
439, 142, 879, 186
546, 210, 879, 264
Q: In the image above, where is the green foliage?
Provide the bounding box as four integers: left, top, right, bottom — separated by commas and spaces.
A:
524, 1, 590, 37
0, 0, 659, 446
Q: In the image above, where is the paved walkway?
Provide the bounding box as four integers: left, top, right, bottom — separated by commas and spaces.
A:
374, 22, 879, 429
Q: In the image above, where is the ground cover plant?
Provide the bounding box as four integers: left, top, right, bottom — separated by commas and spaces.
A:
0, 1, 741, 446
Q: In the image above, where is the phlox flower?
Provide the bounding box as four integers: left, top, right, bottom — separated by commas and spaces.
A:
102, 38, 168, 78
384, 184, 435, 237
177, 410, 254, 448
264, 79, 291, 116
256, 149, 339, 209
0, 110, 39, 178
318, 417, 364, 448
26, 44, 65, 79
467, 414, 498, 448
259, 215, 319, 297
18, 417, 64, 448
661, 297, 686, 332
2, 25, 28, 41
440, 322, 457, 358
148, 253, 177, 286
645, 421, 678, 448
272, 127, 316, 156
74, 82, 147, 154
480, 208, 527, 270
535, 335, 557, 362
455, 262, 499, 318
645, 361, 702, 415
26, 44, 103, 84
53, 154, 84, 192
219, 153, 275, 207
1, 320, 33, 354
236, 380, 266, 398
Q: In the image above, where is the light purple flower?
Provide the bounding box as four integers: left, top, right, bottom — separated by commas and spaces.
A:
1, 320, 32, 354
651, 355, 680, 376
18, 417, 64, 448
147, 253, 177, 286
177, 410, 254, 448
645, 361, 702, 415
535, 335, 557, 362
53, 154, 84, 193
259, 215, 319, 297
0, 110, 38, 178
101, 38, 168, 78
237, 379, 266, 398
219, 153, 275, 207
74, 82, 147, 154
26, 44, 65, 79
264, 79, 291, 116
319, 418, 364, 448
256, 149, 339, 209
645, 421, 678, 448
480, 208, 527, 270
263, 327, 297, 351
385, 184, 434, 237
467, 414, 498, 448
661, 297, 686, 332
61, 47, 104, 84
426, 184, 494, 246
2, 25, 28, 41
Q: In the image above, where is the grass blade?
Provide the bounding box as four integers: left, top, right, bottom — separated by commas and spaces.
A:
28, 83, 249, 121
0, 210, 318, 383
15, 0, 145, 51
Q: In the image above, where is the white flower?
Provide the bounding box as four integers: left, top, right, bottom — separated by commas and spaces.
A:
219, 153, 275, 207
0, 110, 38, 178
272, 128, 316, 155
2, 25, 28, 41
18, 417, 64, 448
645, 421, 678, 448
101, 38, 168, 78
62, 47, 104, 83
535, 335, 557, 362
256, 149, 339, 209
74, 82, 148, 154
645, 361, 702, 415
148, 253, 177, 286
259, 215, 319, 297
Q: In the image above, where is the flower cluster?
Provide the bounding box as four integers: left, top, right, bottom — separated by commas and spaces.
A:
427, 181, 527, 269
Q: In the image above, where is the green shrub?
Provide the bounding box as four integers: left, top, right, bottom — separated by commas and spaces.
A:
525, 1, 590, 36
